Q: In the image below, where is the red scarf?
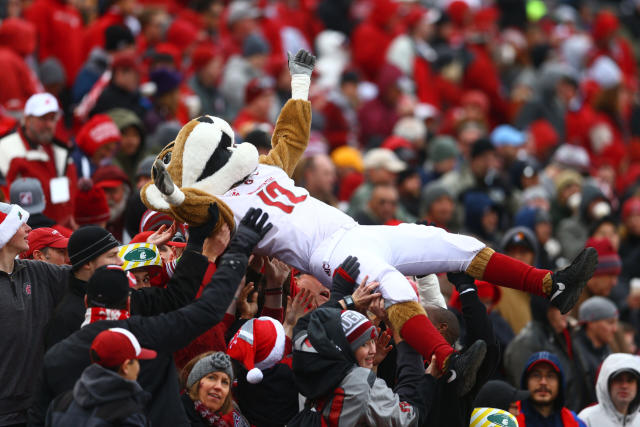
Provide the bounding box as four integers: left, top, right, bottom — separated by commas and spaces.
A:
81, 307, 130, 327
193, 401, 248, 427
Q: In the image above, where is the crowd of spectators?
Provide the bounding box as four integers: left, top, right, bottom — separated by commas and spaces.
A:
2, 0, 640, 425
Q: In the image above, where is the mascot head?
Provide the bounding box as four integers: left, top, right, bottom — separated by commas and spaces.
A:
140, 115, 259, 228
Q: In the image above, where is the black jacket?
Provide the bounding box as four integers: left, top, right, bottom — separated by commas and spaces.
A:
0, 260, 69, 425
44, 250, 208, 349
28, 250, 245, 427
572, 327, 611, 410
45, 364, 150, 427
424, 289, 501, 427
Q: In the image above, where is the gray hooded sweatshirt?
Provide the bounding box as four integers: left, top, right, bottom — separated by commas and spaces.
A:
578, 353, 640, 427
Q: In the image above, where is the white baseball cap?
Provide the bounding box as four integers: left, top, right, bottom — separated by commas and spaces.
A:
24, 93, 60, 117
362, 148, 407, 173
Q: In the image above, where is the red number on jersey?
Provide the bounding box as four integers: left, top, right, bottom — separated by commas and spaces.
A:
257, 181, 307, 213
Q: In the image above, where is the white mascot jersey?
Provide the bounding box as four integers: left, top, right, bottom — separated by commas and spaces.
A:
220, 164, 356, 273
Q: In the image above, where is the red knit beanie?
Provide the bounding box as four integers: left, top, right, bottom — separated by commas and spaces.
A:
622, 197, 640, 221
76, 115, 121, 158
585, 237, 621, 276
74, 180, 110, 226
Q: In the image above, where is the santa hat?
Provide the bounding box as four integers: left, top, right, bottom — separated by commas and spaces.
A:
227, 316, 286, 384
0, 202, 29, 249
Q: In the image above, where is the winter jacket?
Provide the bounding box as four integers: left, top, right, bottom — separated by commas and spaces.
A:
0, 47, 38, 108
90, 83, 147, 121
188, 75, 227, 120
504, 296, 581, 411
44, 249, 209, 350
219, 55, 263, 120
45, 364, 150, 427
516, 352, 586, 427
24, 0, 84, 82
572, 327, 611, 410
292, 307, 432, 426
426, 287, 501, 427
578, 353, 640, 426
233, 361, 299, 426
0, 260, 69, 425
28, 249, 246, 427
0, 127, 78, 226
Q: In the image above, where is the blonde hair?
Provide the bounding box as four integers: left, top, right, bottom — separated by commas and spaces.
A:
181, 351, 233, 415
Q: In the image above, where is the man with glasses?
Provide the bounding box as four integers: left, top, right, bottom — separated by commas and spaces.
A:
0, 93, 77, 227
515, 351, 586, 427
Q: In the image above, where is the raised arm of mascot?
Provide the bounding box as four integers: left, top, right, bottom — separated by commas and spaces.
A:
139, 49, 315, 231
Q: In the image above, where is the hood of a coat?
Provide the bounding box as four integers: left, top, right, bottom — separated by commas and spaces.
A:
73, 363, 149, 408
292, 307, 357, 400
520, 351, 566, 409
595, 353, 640, 422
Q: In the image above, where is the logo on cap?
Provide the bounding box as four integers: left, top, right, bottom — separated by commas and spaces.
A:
19, 192, 32, 206
124, 247, 155, 262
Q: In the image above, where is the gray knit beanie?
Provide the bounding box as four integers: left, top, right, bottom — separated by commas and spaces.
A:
187, 352, 234, 388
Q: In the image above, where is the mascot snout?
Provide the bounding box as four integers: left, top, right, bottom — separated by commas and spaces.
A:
152, 159, 185, 206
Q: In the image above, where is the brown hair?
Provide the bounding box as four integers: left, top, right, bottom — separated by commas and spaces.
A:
181, 351, 233, 415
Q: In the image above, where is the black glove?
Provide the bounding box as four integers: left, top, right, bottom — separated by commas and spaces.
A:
331, 256, 360, 299
186, 203, 220, 253
447, 272, 477, 294
226, 208, 273, 256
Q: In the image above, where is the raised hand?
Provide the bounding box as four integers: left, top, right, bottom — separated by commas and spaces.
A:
227, 208, 273, 255
352, 276, 382, 314
186, 203, 220, 252
147, 222, 177, 247
287, 49, 316, 76
332, 255, 360, 296
373, 327, 393, 367
237, 282, 258, 319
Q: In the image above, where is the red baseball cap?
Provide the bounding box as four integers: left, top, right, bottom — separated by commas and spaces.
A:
26, 227, 69, 258
90, 328, 157, 368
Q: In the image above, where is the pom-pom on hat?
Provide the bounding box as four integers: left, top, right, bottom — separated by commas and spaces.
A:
0, 202, 29, 249
227, 316, 286, 384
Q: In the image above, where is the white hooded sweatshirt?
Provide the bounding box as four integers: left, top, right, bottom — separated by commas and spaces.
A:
578, 353, 640, 427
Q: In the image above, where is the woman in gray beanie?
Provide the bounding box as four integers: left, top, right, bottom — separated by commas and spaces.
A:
180, 351, 249, 426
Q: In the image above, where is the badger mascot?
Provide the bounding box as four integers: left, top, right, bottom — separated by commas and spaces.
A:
141, 49, 598, 394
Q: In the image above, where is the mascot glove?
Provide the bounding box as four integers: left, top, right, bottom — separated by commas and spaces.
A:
288, 49, 316, 101
446, 272, 477, 295
332, 255, 360, 298
226, 208, 273, 256
287, 49, 316, 76
186, 203, 220, 253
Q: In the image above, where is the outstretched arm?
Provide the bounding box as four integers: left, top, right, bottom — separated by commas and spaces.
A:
260, 49, 316, 176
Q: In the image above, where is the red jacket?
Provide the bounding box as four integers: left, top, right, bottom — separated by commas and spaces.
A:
1, 128, 77, 226
82, 9, 125, 55
24, 0, 84, 83
0, 48, 38, 109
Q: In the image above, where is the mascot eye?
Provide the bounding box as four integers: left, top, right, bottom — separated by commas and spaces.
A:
162, 152, 171, 165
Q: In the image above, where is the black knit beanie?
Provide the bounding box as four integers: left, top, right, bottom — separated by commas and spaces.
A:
68, 226, 119, 270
